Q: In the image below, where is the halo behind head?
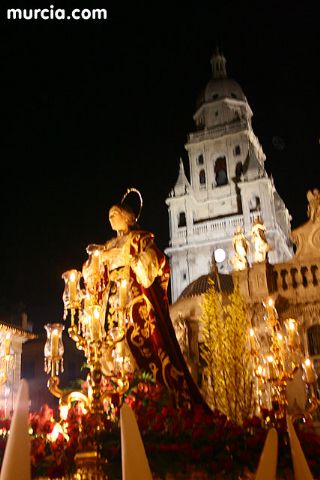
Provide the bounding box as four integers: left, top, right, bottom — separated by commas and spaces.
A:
120, 187, 143, 224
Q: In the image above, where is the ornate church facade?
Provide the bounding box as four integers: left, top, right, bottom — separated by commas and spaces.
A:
166, 51, 320, 415
165, 49, 292, 303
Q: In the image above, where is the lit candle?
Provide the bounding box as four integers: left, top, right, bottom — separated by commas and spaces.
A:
91, 249, 100, 275
119, 279, 127, 308
249, 328, 256, 350
303, 358, 317, 383
90, 307, 101, 342
115, 341, 125, 373
285, 318, 297, 347
69, 272, 77, 302
51, 329, 59, 357
256, 364, 263, 378
267, 355, 276, 380
84, 293, 91, 312
266, 298, 277, 325
277, 332, 284, 351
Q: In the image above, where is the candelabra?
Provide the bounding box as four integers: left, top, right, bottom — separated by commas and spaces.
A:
43, 243, 134, 477
249, 298, 319, 420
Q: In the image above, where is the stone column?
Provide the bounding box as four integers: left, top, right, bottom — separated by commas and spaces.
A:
248, 261, 273, 302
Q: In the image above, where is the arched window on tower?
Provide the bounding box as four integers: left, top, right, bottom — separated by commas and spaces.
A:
235, 161, 243, 181
199, 169, 206, 187
178, 211, 186, 228
197, 154, 204, 165
234, 145, 241, 156
214, 156, 228, 186
249, 195, 261, 212
195, 118, 204, 130
307, 325, 320, 356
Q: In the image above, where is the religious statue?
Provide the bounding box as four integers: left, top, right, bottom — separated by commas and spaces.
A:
173, 314, 189, 359
250, 216, 271, 263
83, 188, 210, 412
230, 226, 250, 271
307, 188, 320, 222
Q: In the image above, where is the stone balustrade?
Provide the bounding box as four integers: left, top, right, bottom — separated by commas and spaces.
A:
271, 261, 320, 302
172, 212, 260, 245
188, 119, 248, 143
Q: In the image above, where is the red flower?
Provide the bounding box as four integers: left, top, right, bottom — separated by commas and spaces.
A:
31, 437, 46, 462
146, 406, 157, 420
208, 431, 220, 443
47, 463, 66, 478
124, 394, 136, 409
246, 432, 266, 448
243, 415, 261, 429
161, 405, 176, 418
250, 416, 262, 427
42, 420, 55, 434
182, 416, 194, 430
192, 404, 206, 424
152, 414, 165, 432
0, 439, 7, 452
159, 443, 180, 453
209, 461, 223, 473
219, 456, 233, 471
237, 450, 253, 464
0, 419, 11, 431
201, 444, 214, 456
191, 426, 206, 440
190, 448, 201, 461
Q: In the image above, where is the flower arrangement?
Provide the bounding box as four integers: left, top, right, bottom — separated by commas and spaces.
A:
0, 372, 320, 479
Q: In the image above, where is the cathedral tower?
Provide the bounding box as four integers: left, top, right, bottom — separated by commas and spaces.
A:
165, 49, 293, 302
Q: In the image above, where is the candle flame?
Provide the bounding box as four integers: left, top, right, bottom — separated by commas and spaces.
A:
257, 365, 263, 375
59, 404, 69, 421
288, 318, 296, 330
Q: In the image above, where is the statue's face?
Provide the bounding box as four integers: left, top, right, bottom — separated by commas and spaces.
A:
109, 206, 129, 232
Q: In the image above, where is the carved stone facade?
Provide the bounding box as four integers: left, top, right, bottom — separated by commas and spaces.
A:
165, 49, 292, 303
169, 191, 320, 415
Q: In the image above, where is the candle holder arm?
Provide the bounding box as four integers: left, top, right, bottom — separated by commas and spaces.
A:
47, 375, 64, 399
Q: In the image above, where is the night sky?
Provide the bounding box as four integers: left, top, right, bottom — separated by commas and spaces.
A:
0, 1, 319, 333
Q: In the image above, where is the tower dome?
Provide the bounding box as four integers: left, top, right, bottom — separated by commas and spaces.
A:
178, 272, 234, 300
204, 77, 246, 103
196, 48, 247, 108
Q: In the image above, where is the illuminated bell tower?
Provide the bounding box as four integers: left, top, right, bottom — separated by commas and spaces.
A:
165, 49, 293, 302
